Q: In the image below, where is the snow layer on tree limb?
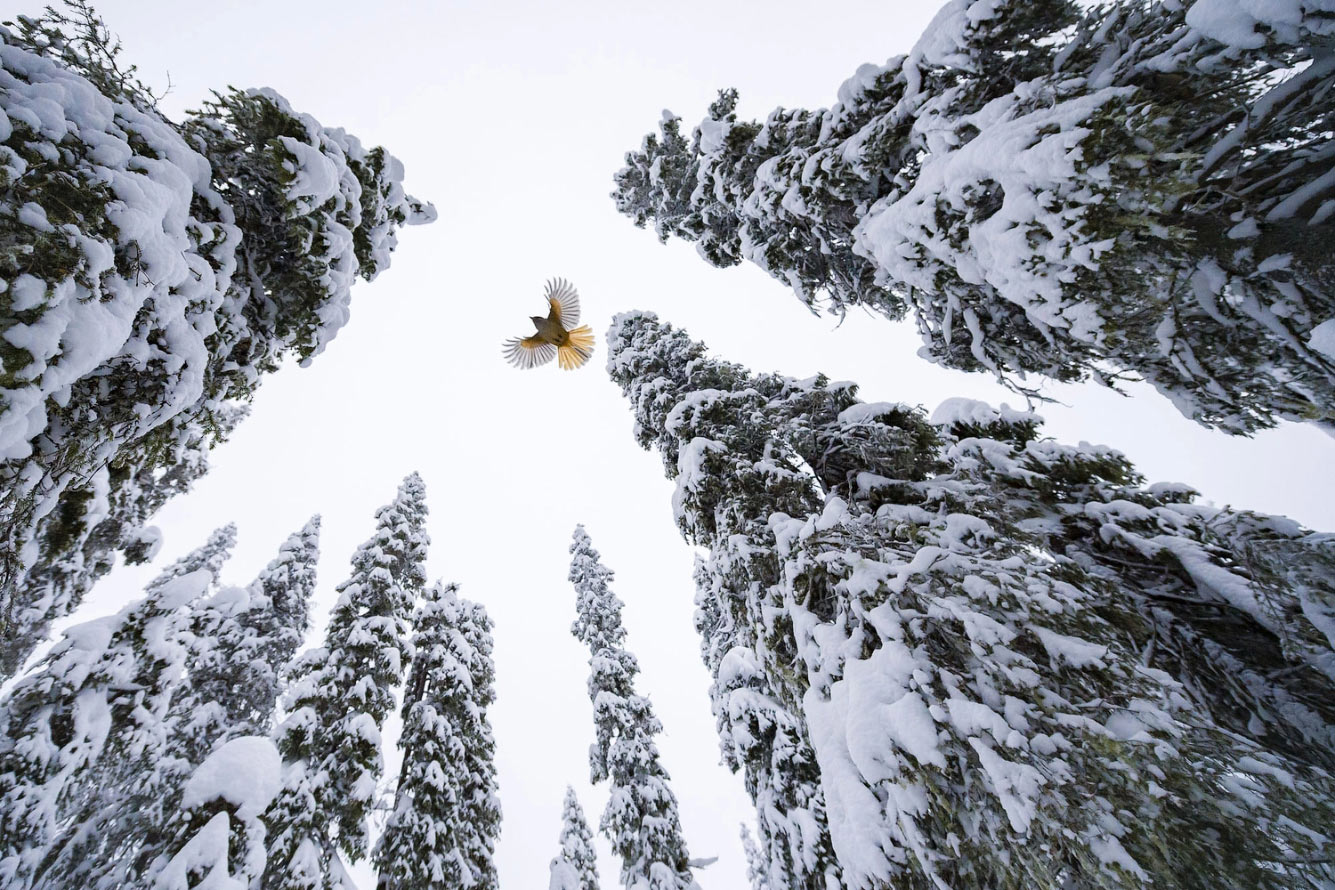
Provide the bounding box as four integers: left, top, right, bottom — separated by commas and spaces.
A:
181, 736, 282, 818
1186, 0, 1335, 48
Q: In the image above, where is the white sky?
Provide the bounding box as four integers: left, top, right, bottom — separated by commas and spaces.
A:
11, 1, 1335, 888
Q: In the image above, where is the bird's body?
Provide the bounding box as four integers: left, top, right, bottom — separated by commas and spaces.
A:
531, 314, 571, 344
503, 278, 595, 370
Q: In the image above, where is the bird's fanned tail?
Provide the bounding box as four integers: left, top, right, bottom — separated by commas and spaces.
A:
557, 325, 595, 370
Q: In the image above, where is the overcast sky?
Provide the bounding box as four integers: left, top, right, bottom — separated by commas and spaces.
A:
13, 1, 1335, 887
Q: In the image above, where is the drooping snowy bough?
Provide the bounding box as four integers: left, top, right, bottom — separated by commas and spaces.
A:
613, 0, 1335, 435
606, 310, 1335, 890
0, 8, 434, 676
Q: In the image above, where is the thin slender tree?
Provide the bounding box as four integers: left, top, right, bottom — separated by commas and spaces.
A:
548, 786, 600, 890
569, 525, 700, 890
740, 826, 770, 890
455, 596, 502, 890
373, 581, 500, 890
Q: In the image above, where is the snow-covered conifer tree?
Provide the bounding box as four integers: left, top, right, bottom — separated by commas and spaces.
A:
373, 581, 500, 890
612, 0, 1335, 434
264, 474, 428, 890
696, 561, 842, 890
455, 595, 502, 890
569, 526, 700, 890
0, 3, 434, 677
740, 826, 770, 890
607, 311, 1335, 890
1, 517, 318, 890
231, 516, 322, 734
145, 525, 237, 595
548, 786, 599, 890
138, 518, 321, 887
0, 527, 232, 889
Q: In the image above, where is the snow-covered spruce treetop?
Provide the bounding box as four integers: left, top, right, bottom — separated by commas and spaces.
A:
606, 311, 1335, 890
612, 0, 1335, 435
374, 581, 501, 890
569, 526, 701, 890
548, 786, 600, 890
264, 472, 428, 890
0, 4, 434, 677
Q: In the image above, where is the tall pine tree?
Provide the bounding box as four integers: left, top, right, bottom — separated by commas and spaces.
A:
612, 0, 1335, 434
0, 3, 434, 676
569, 526, 700, 890
264, 474, 428, 890
607, 310, 1335, 890
548, 786, 599, 890
455, 595, 502, 890
373, 581, 501, 890
231, 517, 322, 736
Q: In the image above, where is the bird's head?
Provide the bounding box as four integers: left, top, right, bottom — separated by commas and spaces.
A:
530, 315, 546, 327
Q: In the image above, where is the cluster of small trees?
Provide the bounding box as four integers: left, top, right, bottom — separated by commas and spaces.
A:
0, 474, 501, 890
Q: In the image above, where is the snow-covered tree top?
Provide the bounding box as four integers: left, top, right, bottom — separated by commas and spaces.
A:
569, 524, 629, 654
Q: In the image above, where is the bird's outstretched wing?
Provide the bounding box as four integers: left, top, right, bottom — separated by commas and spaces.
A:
544, 278, 581, 330
502, 335, 557, 370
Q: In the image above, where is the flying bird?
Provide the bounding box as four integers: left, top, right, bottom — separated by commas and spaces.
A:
502, 278, 596, 370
